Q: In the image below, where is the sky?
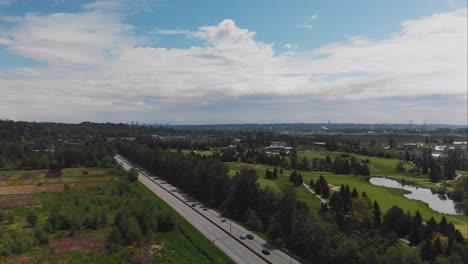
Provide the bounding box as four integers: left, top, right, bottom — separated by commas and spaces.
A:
0, 0, 467, 125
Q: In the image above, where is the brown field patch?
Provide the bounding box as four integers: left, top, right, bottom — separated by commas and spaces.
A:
0, 194, 35, 208
0, 184, 64, 195
3, 255, 34, 264
45, 169, 62, 178
62, 176, 112, 183
0, 175, 11, 181
19, 171, 39, 180
49, 237, 105, 255
71, 182, 108, 188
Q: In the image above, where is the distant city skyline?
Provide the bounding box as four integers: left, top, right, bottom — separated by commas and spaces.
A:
0, 0, 467, 124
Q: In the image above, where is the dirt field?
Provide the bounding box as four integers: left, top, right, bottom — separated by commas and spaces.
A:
45, 169, 62, 178
0, 175, 10, 181
19, 172, 39, 180
0, 194, 36, 208
0, 182, 109, 195
0, 184, 64, 195
49, 237, 105, 255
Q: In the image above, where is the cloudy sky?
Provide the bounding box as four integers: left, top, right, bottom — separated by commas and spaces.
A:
0, 0, 467, 125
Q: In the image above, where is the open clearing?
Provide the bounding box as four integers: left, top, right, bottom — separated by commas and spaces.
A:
0, 168, 114, 195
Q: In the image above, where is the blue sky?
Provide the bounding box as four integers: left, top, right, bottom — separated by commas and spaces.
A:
0, 0, 467, 124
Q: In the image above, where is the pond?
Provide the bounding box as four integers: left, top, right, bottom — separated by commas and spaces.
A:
369, 177, 462, 215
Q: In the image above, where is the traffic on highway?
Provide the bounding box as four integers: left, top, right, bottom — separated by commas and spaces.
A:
115, 155, 301, 264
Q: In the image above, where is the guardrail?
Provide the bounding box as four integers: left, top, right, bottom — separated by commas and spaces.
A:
115, 155, 275, 264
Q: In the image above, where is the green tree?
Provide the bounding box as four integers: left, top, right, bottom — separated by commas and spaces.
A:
245, 208, 263, 232
279, 187, 297, 240
6, 210, 15, 224
395, 161, 406, 173
26, 210, 38, 227
127, 168, 139, 182
429, 164, 442, 182
106, 226, 122, 252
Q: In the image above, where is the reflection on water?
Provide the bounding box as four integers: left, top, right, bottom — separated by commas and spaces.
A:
369, 177, 462, 215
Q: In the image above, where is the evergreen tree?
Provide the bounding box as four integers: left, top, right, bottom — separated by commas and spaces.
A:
420, 238, 433, 262
433, 237, 443, 257
373, 200, 381, 227
405, 150, 411, 161
429, 164, 442, 182
438, 216, 449, 235
329, 192, 343, 210
321, 183, 330, 198
319, 202, 329, 214
408, 210, 423, 245
351, 187, 359, 198
309, 179, 315, 188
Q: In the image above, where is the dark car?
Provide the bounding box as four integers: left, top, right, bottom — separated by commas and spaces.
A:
191, 203, 197, 207
246, 234, 254, 240
261, 249, 270, 255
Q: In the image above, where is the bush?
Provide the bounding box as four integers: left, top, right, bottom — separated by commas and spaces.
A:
34, 226, 49, 244
26, 210, 39, 227
157, 211, 176, 232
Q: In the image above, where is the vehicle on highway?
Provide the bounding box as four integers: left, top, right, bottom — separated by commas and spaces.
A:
191, 203, 197, 207
240, 234, 246, 239
261, 249, 270, 255
246, 234, 254, 240
221, 218, 227, 222
202, 207, 208, 211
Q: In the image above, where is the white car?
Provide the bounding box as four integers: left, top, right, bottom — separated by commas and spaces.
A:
239, 234, 246, 240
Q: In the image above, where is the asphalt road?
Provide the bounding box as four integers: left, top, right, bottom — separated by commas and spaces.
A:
115, 155, 301, 264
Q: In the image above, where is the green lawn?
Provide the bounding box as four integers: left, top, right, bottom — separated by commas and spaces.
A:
225, 160, 467, 238
298, 149, 414, 175
225, 162, 322, 211
297, 149, 451, 191
299, 172, 467, 237
168, 148, 218, 157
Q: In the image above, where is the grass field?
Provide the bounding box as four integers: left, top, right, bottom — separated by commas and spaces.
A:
297, 149, 460, 191
225, 160, 468, 238
226, 162, 322, 211
169, 148, 218, 156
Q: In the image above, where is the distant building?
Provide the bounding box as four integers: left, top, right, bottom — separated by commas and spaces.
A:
220, 145, 236, 151
265, 142, 292, 155
434, 145, 446, 152
311, 142, 326, 146
402, 143, 420, 150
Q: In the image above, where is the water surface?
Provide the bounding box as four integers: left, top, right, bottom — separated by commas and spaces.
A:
369, 177, 462, 215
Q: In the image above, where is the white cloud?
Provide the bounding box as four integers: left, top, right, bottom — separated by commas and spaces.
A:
0, 7, 466, 124
284, 43, 298, 49
296, 14, 317, 29
150, 28, 191, 35
0, 15, 22, 23
2, 10, 137, 65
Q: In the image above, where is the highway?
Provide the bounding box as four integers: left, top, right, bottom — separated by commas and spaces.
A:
115, 155, 301, 264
